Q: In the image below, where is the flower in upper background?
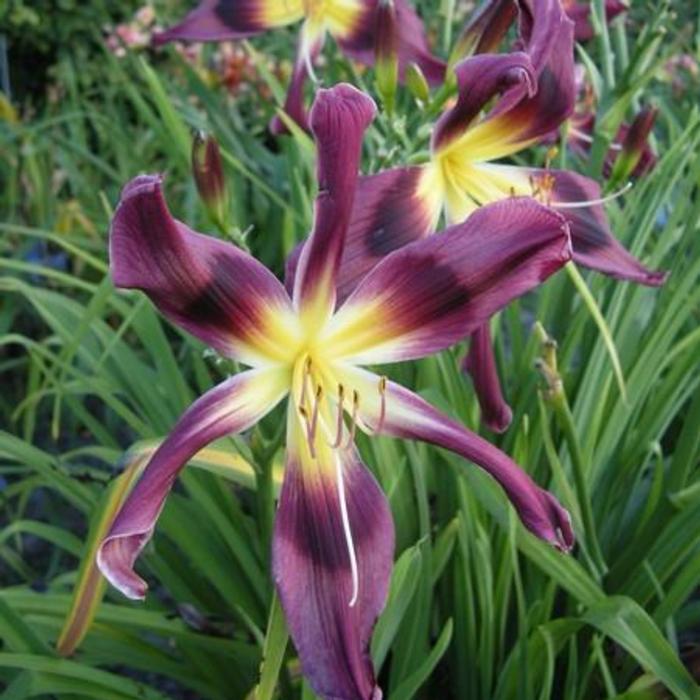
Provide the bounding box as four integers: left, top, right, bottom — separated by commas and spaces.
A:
152, 0, 445, 133
561, 0, 627, 41
546, 65, 658, 181
287, 0, 665, 433
105, 5, 158, 57
97, 84, 574, 700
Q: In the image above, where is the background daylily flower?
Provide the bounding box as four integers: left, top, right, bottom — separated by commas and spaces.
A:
97, 83, 574, 700
561, 0, 627, 41
152, 0, 445, 133
289, 0, 665, 432
543, 65, 658, 181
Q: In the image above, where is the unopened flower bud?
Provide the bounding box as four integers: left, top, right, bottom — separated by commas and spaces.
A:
192, 131, 228, 230
374, 0, 398, 114
405, 62, 430, 104
610, 106, 658, 183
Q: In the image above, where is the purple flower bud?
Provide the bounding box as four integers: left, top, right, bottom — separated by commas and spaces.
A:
374, 0, 398, 113
191, 131, 228, 227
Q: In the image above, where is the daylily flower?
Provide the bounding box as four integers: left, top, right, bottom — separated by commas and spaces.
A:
545, 66, 658, 181
97, 84, 574, 700
561, 0, 627, 41
291, 0, 665, 432
152, 0, 445, 133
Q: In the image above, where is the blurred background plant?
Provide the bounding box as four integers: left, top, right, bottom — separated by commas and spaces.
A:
1, 0, 700, 698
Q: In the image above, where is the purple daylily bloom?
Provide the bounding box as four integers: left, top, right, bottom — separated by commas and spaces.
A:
544, 66, 658, 181
152, 0, 445, 133
287, 0, 665, 432
97, 84, 574, 700
561, 0, 627, 41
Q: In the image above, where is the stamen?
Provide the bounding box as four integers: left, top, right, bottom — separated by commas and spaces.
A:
309, 385, 323, 442
552, 182, 632, 209
298, 405, 316, 459
345, 390, 359, 448
331, 384, 345, 448
569, 127, 623, 152
299, 356, 313, 408
304, 44, 319, 85
376, 377, 387, 434
334, 454, 359, 607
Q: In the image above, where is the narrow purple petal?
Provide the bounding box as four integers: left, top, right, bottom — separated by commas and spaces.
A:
285, 166, 437, 305
292, 84, 376, 317
463, 324, 513, 433
536, 168, 667, 285
335, 367, 573, 551
110, 174, 296, 363
153, 0, 299, 45
335, 0, 446, 85
327, 198, 571, 364
273, 439, 393, 700
97, 368, 288, 599
432, 52, 535, 152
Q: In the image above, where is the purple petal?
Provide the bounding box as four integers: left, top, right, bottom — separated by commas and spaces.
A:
273, 438, 393, 700
481, 0, 576, 149
97, 367, 288, 599
285, 166, 437, 305
110, 174, 296, 363
326, 198, 571, 364
607, 108, 658, 179
335, 0, 446, 85
432, 52, 536, 152
292, 84, 376, 318
335, 367, 573, 551
463, 324, 513, 433
536, 168, 667, 285
153, 0, 301, 45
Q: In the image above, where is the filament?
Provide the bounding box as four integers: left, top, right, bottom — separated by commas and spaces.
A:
345, 390, 359, 448
309, 385, 322, 443
335, 453, 359, 607
552, 182, 632, 209
331, 384, 345, 448
569, 127, 623, 151
376, 377, 387, 434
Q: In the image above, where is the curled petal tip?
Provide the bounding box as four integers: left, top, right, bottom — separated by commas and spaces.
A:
120, 173, 164, 201
538, 491, 575, 553
96, 535, 150, 601
310, 83, 377, 133
484, 404, 513, 434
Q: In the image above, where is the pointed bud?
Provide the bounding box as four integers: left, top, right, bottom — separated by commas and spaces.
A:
609, 106, 658, 183
192, 131, 228, 230
374, 0, 399, 114
405, 62, 430, 104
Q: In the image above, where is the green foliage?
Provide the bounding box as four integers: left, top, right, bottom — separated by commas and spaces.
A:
1, 0, 700, 698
